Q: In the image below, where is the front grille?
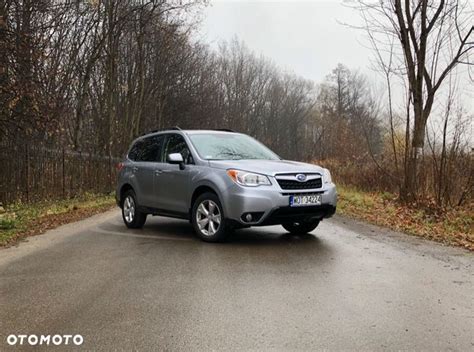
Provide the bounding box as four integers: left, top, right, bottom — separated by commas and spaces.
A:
276, 178, 322, 190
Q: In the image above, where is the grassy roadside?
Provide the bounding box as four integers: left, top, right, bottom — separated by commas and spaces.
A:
0, 193, 116, 247
337, 185, 473, 251
1, 187, 471, 251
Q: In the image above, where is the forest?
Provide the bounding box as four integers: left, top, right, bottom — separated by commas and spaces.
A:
0, 0, 472, 212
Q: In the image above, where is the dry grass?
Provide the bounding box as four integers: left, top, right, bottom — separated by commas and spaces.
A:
337, 185, 473, 251
1, 186, 472, 251
0, 193, 116, 247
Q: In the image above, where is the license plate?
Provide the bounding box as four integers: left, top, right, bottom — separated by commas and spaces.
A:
290, 194, 322, 207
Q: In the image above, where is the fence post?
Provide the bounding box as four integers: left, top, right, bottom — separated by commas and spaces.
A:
25, 143, 29, 203
62, 148, 65, 198
108, 154, 112, 194
79, 151, 82, 195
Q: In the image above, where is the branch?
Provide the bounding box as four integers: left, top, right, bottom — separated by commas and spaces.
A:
432, 25, 474, 94
426, 0, 445, 34
405, 0, 419, 54
394, 0, 417, 91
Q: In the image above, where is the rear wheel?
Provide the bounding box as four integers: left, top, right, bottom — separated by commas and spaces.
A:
122, 190, 147, 229
192, 192, 230, 242
282, 221, 319, 235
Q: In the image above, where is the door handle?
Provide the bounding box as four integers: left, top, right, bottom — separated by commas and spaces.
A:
154, 170, 163, 176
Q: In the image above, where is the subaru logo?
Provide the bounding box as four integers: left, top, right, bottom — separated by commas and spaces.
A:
296, 174, 307, 182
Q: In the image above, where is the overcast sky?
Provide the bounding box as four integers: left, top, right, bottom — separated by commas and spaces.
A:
197, 0, 473, 121
198, 0, 378, 83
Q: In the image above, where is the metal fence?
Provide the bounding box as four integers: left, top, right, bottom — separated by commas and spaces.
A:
0, 142, 120, 205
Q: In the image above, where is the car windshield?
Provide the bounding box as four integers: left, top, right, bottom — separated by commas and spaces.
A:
188, 133, 280, 160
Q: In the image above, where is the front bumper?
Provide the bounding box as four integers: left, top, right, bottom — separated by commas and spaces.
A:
259, 204, 336, 226
221, 180, 337, 226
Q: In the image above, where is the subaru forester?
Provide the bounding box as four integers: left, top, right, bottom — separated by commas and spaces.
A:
116, 128, 337, 242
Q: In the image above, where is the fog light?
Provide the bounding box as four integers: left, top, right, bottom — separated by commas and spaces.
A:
245, 213, 253, 222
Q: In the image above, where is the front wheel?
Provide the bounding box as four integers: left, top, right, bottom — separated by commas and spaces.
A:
191, 192, 231, 242
122, 190, 147, 229
282, 221, 319, 235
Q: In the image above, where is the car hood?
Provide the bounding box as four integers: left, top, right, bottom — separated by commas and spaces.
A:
208, 159, 325, 176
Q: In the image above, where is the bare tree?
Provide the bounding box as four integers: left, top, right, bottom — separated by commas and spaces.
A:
354, 0, 474, 202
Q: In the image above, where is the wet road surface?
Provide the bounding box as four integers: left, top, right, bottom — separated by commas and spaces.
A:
1, 210, 473, 351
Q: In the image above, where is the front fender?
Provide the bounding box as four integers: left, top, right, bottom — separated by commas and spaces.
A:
189, 168, 234, 215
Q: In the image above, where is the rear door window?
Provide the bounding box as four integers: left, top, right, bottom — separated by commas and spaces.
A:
128, 140, 143, 161
140, 135, 165, 162
129, 135, 165, 162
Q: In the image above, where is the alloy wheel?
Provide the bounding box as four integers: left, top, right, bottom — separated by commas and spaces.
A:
196, 200, 221, 236
123, 196, 135, 223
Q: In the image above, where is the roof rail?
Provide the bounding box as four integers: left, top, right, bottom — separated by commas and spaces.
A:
213, 128, 235, 132
139, 126, 182, 137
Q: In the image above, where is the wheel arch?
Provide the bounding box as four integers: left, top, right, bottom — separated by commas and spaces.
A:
189, 184, 225, 216
119, 183, 135, 207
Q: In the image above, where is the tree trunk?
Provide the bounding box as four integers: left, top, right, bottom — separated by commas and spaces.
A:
403, 110, 426, 202
0, 0, 8, 140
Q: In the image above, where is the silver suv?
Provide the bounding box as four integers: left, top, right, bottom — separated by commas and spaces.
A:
116, 128, 337, 242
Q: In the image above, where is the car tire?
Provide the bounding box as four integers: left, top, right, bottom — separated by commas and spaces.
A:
192, 192, 230, 242
122, 190, 147, 229
282, 221, 319, 235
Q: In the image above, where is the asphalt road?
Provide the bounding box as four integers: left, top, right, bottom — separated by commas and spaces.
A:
1, 210, 473, 351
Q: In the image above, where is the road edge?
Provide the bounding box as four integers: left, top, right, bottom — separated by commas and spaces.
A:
0, 209, 119, 266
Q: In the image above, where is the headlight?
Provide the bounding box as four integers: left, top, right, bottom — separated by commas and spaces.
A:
227, 169, 271, 187
323, 168, 332, 184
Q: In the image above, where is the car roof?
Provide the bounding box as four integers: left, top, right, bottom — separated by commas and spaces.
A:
140, 129, 239, 138
183, 129, 238, 135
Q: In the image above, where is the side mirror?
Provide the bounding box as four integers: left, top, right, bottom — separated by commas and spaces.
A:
167, 153, 185, 170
